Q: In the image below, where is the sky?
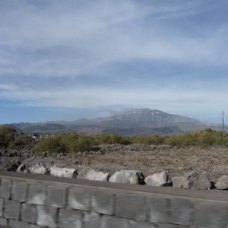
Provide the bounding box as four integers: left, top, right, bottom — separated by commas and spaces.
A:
0, 0, 228, 124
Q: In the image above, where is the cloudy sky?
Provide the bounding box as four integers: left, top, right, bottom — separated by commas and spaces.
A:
0, 0, 228, 123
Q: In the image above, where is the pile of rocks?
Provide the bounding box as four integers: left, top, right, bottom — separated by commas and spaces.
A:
15, 162, 228, 191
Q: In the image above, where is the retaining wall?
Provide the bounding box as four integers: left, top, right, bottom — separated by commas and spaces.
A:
0, 171, 228, 228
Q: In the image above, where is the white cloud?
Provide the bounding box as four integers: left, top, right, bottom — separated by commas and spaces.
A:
0, 83, 227, 117
0, 0, 224, 78
0, 83, 16, 90
0, 0, 228, 123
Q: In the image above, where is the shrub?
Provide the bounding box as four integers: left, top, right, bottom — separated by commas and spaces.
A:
0, 127, 16, 148
33, 136, 66, 154
61, 133, 79, 152
98, 134, 132, 145
72, 135, 94, 152
9, 135, 34, 149
163, 129, 228, 147
133, 135, 164, 145
33, 133, 97, 154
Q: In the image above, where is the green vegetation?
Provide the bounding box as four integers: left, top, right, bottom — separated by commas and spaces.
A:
33, 133, 97, 154
0, 127, 34, 149
97, 134, 131, 145
164, 129, 227, 147
133, 134, 165, 145
0, 127, 16, 148
1, 126, 228, 154
33, 136, 66, 154
30, 129, 228, 154
9, 135, 34, 149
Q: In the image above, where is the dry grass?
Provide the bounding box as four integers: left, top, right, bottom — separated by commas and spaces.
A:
66, 145, 228, 182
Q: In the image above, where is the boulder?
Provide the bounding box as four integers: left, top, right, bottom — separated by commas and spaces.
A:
1, 157, 21, 172
215, 175, 228, 190
172, 176, 189, 189
77, 167, 91, 179
50, 166, 77, 178
16, 163, 28, 173
6, 161, 21, 172
109, 170, 144, 184
145, 171, 172, 187
84, 169, 110, 182
28, 163, 48, 175
172, 171, 211, 190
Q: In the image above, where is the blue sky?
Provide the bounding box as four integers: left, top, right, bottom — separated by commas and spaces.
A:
0, 0, 228, 123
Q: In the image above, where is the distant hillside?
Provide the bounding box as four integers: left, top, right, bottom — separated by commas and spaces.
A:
4, 109, 214, 135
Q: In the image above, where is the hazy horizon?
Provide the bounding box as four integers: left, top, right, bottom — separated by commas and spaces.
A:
1, 0, 228, 124
0, 107, 225, 125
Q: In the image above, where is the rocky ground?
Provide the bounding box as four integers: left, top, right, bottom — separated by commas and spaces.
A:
1, 144, 228, 184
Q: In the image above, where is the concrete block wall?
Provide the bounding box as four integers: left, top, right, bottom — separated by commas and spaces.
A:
0, 172, 228, 228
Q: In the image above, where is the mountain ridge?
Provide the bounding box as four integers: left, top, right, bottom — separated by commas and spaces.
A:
3, 109, 214, 135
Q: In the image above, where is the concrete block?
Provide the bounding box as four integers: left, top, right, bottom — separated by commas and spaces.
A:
36, 205, 57, 228
101, 215, 128, 228
115, 193, 147, 221
30, 225, 45, 228
90, 190, 114, 215
21, 203, 37, 224
58, 208, 82, 228
0, 198, 3, 216
0, 217, 7, 226
128, 220, 157, 228
68, 187, 90, 211
4, 200, 20, 220
149, 197, 170, 224
12, 180, 28, 202
158, 225, 189, 228
192, 200, 228, 227
9, 220, 30, 228
83, 212, 100, 228
158, 224, 189, 228
47, 185, 67, 207
27, 183, 46, 205
0, 179, 12, 199
169, 198, 193, 226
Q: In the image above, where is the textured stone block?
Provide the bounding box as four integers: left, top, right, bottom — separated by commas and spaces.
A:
27, 184, 46, 205
0, 198, 3, 216
101, 215, 128, 228
158, 225, 188, 228
58, 208, 82, 228
68, 187, 90, 211
9, 220, 30, 228
12, 181, 28, 202
90, 190, 114, 215
0, 179, 12, 199
192, 200, 228, 227
4, 200, 20, 220
128, 220, 157, 228
30, 225, 44, 228
83, 212, 100, 228
0, 217, 7, 226
149, 197, 170, 224
36, 205, 57, 228
47, 185, 67, 207
21, 203, 37, 223
169, 198, 193, 226
115, 193, 147, 221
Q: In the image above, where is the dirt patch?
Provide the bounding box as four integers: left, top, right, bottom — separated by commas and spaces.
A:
1, 144, 228, 182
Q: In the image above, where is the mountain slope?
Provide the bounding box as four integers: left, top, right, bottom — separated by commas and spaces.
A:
4, 109, 213, 135
73, 109, 211, 134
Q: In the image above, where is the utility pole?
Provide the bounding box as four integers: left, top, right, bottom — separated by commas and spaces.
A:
222, 111, 225, 139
